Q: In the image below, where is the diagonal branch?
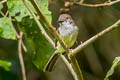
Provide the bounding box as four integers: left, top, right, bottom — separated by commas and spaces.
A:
72, 20, 120, 56
18, 32, 26, 80
29, 0, 69, 53
0, 0, 7, 4
22, 0, 55, 48
60, 54, 78, 80
73, 0, 120, 7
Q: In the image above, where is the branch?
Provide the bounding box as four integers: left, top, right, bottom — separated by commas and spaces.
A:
73, 0, 120, 7
18, 32, 26, 80
0, 0, 7, 4
60, 54, 78, 80
22, 0, 55, 48
72, 19, 120, 56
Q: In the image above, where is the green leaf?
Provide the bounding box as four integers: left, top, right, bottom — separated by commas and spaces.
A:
0, 17, 16, 40
0, 60, 12, 71
7, 0, 33, 22
0, 4, 3, 10
104, 57, 120, 80
7, 0, 52, 23
18, 18, 54, 70
37, 0, 52, 23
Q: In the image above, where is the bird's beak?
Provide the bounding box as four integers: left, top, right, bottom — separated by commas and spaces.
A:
57, 20, 64, 23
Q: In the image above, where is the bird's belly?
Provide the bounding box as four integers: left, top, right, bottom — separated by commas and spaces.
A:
56, 31, 78, 53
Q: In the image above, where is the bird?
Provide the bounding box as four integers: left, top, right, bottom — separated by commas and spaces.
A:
44, 14, 79, 72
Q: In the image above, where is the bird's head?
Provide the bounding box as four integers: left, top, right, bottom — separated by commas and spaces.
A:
58, 14, 73, 23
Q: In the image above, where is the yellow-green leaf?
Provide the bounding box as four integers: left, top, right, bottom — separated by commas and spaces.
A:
0, 17, 16, 40
104, 57, 120, 80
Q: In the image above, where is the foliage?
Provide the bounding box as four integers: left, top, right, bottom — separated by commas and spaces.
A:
0, 0, 53, 70
7, 0, 51, 23
0, 17, 16, 40
0, 4, 3, 10
0, 60, 12, 71
18, 18, 54, 70
7, 0, 30, 22
104, 57, 120, 80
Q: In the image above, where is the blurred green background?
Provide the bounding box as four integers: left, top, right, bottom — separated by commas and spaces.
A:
0, 0, 120, 80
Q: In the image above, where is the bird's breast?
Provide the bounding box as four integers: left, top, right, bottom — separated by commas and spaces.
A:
58, 22, 78, 36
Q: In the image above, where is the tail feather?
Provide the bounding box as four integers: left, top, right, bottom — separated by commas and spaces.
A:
44, 52, 60, 72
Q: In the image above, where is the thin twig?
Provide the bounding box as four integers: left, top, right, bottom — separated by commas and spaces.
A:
18, 32, 26, 80
9, 15, 27, 52
0, 0, 7, 4
72, 20, 120, 56
73, 0, 120, 7
14, 28, 27, 52
60, 54, 78, 80
0, 10, 5, 17
23, 0, 55, 48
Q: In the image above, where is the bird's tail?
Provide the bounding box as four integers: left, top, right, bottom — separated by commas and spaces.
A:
44, 51, 60, 72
